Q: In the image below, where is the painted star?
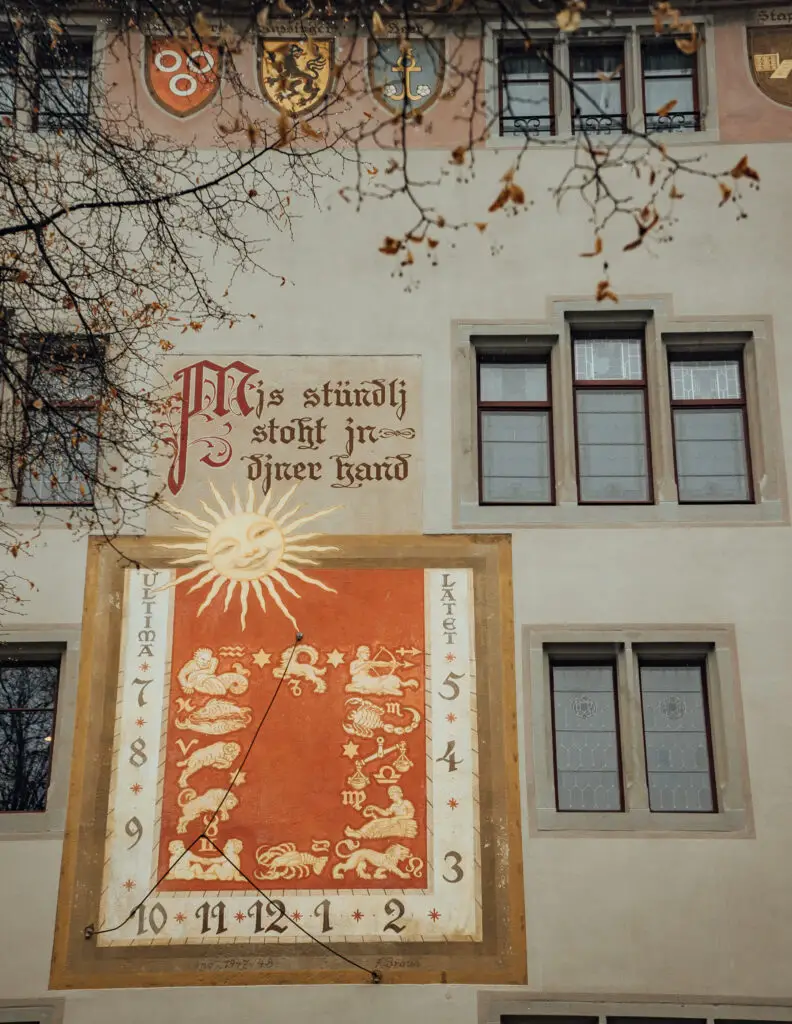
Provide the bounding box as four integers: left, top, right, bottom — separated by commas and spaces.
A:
446, 712, 457, 724
135, 717, 146, 728
351, 909, 364, 921
122, 878, 136, 891
252, 648, 271, 668
342, 741, 359, 760
290, 910, 302, 922
139, 662, 150, 672
444, 653, 456, 663
230, 770, 247, 786
130, 783, 143, 795
235, 911, 246, 922
428, 908, 441, 921
326, 649, 345, 668
175, 912, 187, 923
447, 798, 459, 810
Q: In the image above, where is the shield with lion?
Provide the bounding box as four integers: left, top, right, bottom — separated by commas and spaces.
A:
258, 38, 334, 115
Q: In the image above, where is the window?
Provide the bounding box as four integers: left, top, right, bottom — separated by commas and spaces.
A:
17, 337, 102, 506
570, 43, 626, 135
638, 658, 716, 813
669, 355, 752, 503
498, 40, 554, 136
642, 38, 700, 132
524, 626, 751, 833
572, 331, 652, 503
0, 655, 61, 812
0, 33, 18, 122
550, 657, 623, 811
477, 354, 554, 504
34, 35, 92, 132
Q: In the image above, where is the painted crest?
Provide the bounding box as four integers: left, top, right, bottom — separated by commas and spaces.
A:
258, 39, 334, 115
368, 39, 445, 115
747, 27, 792, 107
145, 36, 221, 117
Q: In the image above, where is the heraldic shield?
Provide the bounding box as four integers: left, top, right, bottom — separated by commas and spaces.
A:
748, 27, 792, 107
145, 36, 221, 116
259, 39, 334, 115
369, 39, 445, 115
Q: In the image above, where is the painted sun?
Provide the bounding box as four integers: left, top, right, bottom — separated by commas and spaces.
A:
158, 482, 338, 630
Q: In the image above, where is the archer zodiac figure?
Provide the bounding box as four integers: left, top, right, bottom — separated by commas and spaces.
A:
345, 645, 419, 697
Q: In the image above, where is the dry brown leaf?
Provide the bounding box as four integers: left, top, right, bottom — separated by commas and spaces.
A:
501, 165, 515, 183
159, 339, 175, 351
595, 280, 619, 303
718, 181, 733, 206
450, 145, 467, 165
301, 121, 323, 140
372, 10, 386, 34
427, 237, 440, 248
257, 6, 270, 29
15, 270, 28, 284
580, 235, 603, 257
596, 65, 622, 82
488, 186, 510, 213
474, 222, 488, 233
675, 23, 700, 54
277, 0, 294, 12
653, 1, 680, 34
385, 158, 399, 174
670, 184, 684, 199
556, 6, 582, 32
508, 183, 526, 204
655, 98, 678, 117
730, 155, 760, 182
366, 165, 379, 175
277, 112, 291, 146
401, 249, 415, 266
379, 236, 402, 255
192, 11, 214, 39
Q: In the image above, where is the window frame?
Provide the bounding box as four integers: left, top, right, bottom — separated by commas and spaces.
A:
636, 651, 718, 815
548, 654, 625, 813
0, 653, 62, 814
476, 351, 556, 507
640, 35, 701, 133
523, 625, 752, 835
15, 335, 102, 508
571, 329, 655, 506
568, 40, 628, 136
667, 350, 754, 506
497, 38, 556, 137
0, 31, 19, 123
32, 33, 93, 133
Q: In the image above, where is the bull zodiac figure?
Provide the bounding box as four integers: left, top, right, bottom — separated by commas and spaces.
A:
264, 43, 327, 107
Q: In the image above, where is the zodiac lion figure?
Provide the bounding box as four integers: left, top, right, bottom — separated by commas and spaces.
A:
344, 785, 418, 840
279, 644, 326, 696
332, 841, 423, 880
345, 646, 419, 697
176, 740, 241, 789
178, 648, 250, 697
254, 840, 330, 881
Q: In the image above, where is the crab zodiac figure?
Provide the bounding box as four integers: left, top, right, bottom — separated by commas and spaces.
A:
344, 785, 418, 840
254, 840, 330, 880
345, 646, 419, 697
177, 647, 250, 696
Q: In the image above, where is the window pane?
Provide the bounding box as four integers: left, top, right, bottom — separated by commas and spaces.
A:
670, 359, 741, 400
639, 663, 715, 813
576, 390, 649, 501
0, 709, 55, 811
18, 409, 99, 504
481, 411, 551, 503
503, 79, 550, 117
643, 42, 696, 75
480, 362, 547, 402
574, 338, 643, 380
572, 46, 623, 77
571, 46, 624, 122
0, 662, 59, 710
0, 35, 17, 118
30, 340, 103, 402
673, 408, 749, 502
552, 664, 622, 811
37, 38, 92, 130
500, 46, 550, 79
572, 79, 621, 117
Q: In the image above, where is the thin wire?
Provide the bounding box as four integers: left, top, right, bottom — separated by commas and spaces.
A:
205, 836, 378, 981
86, 636, 302, 937
83, 631, 381, 980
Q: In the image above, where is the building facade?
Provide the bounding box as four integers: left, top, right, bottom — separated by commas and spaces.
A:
1, 3, 792, 1023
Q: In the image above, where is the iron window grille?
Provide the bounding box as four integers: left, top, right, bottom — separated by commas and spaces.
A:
641, 37, 701, 133
569, 42, 627, 136
498, 40, 556, 137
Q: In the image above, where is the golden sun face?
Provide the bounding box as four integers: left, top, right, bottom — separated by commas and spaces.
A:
157, 482, 338, 631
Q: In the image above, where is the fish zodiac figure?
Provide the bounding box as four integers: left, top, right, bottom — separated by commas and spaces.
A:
175, 697, 252, 735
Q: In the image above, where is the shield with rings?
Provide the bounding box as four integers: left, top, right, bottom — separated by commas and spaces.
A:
145, 36, 221, 116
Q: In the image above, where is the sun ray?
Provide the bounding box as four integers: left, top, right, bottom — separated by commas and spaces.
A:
170, 554, 213, 566
281, 554, 319, 565
282, 506, 341, 536
197, 574, 226, 616
270, 482, 300, 519
223, 579, 237, 612
160, 539, 208, 551
160, 502, 213, 532
251, 578, 268, 615
277, 503, 306, 528
256, 490, 273, 517
285, 543, 339, 554
153, 563, 212, 591
279, 562, 336, 593
239, 581, 250, 631
209, 480, 232, 518
232, 484, 242, 515
263, 576, 299, 630
187, 568, 219, 594
174, 525, 210, 538
199, 500, 223, 524
269, 568, 301, 599
245, 480, 256, 514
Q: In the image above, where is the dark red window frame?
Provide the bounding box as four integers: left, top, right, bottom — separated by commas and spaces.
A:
571, 329, 654, 506
667, 350, 754, 505
476, 351, 556, 506
569, 41, 627, 136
